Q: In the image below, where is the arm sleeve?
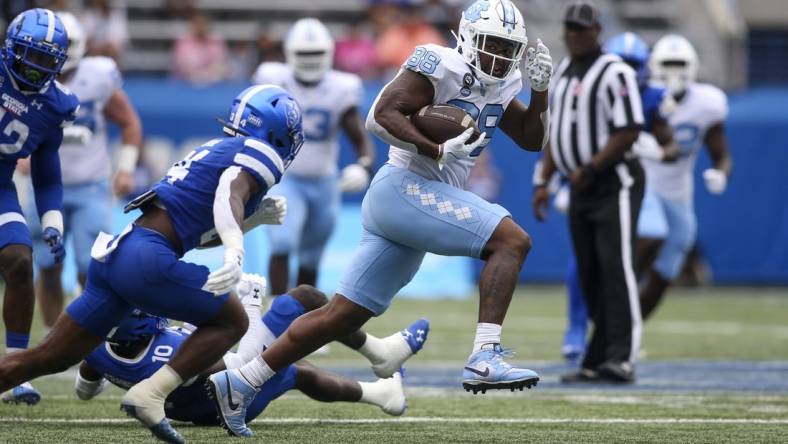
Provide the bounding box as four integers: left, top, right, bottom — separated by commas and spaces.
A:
30, 129, 64, 219
232, 139, 285, 193
607, 64, 645, 131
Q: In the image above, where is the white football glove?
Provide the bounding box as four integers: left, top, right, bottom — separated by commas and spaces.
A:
339, 163, 370, 193
703, 168, 727, 194
203, 247, 244, 295
249, 196, 287, 226
437, 127, 486, 170
235, 273, 266, 308
525, 38, 552, 92
632, 132, 663, 161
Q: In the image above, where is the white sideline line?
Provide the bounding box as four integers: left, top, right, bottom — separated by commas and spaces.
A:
0, 417, 786, 425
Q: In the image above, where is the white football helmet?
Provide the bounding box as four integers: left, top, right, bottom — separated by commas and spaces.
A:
455, 0, 528, 85
57, 11, 86, 73
284, 18, 334, 83
649, 34, 699, 96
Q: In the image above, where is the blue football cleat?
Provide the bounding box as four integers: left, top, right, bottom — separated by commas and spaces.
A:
120, 404, 184, 444
1, 382, 41, 405
401, 318, 430, 354
206, 369, 258, 437
462, 344, 539, 394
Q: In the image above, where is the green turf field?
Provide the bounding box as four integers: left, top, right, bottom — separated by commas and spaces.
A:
1, 286, 787, 443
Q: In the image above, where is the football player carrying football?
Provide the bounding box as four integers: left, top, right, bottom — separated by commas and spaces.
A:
208, 0, 552, 437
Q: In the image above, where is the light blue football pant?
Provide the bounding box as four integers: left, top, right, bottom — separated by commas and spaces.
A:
637, 189, 697, 280
266, 174, 340, 271
30, 179, 112, 275
337, 164, 510, 315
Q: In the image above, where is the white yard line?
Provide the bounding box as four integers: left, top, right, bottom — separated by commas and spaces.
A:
0, 417, 786, 425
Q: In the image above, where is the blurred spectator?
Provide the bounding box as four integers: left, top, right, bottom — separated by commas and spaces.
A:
80, 0, 128, 62
171, 13, 229, 84
0, 0, 35, 36
227, 41, 255, 82
375, 3, 447, 73
255, 31, 284, 65
335, 24, 380, 79
164, 0, 195, 20
422, 0, 463, 44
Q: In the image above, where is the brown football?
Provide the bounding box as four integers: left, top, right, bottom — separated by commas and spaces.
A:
411, 104, 481, 144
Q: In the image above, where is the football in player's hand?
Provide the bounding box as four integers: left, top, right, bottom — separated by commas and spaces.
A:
411, 104, 480, 144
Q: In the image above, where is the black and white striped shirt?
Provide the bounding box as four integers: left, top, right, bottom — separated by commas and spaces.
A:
548, 53, 644, 176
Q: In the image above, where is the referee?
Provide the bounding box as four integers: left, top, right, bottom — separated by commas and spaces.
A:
532, 1, 645, 383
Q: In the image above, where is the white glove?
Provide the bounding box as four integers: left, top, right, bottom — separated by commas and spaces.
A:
249, 196, 287, 226
703, 168, 727, 194
525, 38, 552, 92
203, 247, 244, 295
437, 127, 486, 169
234, 273, 266, 308
553, 184, 570, 214
339, 163, 370, 193
632, 132, 663, 161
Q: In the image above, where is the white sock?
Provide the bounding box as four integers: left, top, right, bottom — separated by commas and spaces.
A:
146, 365, 183, 399
238, 356, 275, 388
357, 333, 387, 364
5, 347, 24, 355
359, 380, 390, 408
472, 323, 502, 353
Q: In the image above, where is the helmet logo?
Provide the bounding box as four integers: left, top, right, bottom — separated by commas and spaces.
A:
247, 114, 262, 128
464, 0, 490, 23
500, 1, 517, 32
285, 101, 301, 129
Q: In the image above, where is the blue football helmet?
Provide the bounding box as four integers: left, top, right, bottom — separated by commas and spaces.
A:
107, 310, 169, 346
223, 85, 304, 169
604, 32, 650, 86
2, 8, 69, 90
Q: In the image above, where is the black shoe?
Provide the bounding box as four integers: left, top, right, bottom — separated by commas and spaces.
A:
597, 361, 635, 383
560, 368, 600, 384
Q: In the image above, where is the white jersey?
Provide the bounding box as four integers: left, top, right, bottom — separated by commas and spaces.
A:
641, 83, 728, 203
59, 56, 122, 185
252, 63, 362, 178
384, 44, 522, 189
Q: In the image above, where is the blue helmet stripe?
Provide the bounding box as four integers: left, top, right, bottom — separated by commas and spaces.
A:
501, 1, 516, 30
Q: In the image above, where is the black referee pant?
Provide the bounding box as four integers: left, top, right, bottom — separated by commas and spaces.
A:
569, 158, 645, 369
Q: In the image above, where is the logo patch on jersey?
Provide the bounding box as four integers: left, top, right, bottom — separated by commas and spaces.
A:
464, 0, 490, 23
31, 99, 43, 111
463, 72, 475, 88
1, 93, 29, 116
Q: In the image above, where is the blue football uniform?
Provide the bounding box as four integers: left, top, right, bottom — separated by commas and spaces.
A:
65, 136, 285, 338
0, 68, 79, 249
84, 294, 304, 424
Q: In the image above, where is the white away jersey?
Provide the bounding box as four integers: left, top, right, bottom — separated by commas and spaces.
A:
252, 62, 362, 178
385, 44, 522, 189
59, 56, 123, 185
641, 83, 728, 203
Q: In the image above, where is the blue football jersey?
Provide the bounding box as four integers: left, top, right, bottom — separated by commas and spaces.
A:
152, 136, 284, 252
85, 327, 188, 389
0, 70, 79, 179
640, 84, 669, 133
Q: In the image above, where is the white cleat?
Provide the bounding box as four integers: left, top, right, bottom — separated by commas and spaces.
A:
378, 371, 407, 416
371, 319, 430, 378
120, 381, 184, 444
235, 273, 266, 308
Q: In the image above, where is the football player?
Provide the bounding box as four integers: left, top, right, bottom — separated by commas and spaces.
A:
208, 0, 553, 436
74, 275, 428, 425
252, 18, 374, 296
0, 8, 79, 405
24, 12, 142, 332
637, 34, 731, 319
554, 32, 678, 364
0, 85, 302, 444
